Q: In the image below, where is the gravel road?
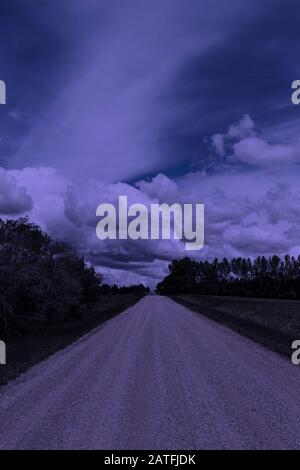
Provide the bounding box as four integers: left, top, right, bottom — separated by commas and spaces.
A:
0, 295, 299, 449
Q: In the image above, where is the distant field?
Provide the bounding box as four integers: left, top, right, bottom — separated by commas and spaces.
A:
0, 294, 141, 386
173, 294, 300, 358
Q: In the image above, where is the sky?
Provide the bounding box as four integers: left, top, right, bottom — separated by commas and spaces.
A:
0, 0, 300, 288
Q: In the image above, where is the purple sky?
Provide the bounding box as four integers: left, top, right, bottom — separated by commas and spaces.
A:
0, 0, 300, 287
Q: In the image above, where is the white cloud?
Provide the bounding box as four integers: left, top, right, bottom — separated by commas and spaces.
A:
227, 114, 255, 139
232, 137, 300, 166
135, 173, 178, 202
211, 133, 225, 157
0, 168, 32, 215
2, 158, 300, 286
210, 114, 300, 167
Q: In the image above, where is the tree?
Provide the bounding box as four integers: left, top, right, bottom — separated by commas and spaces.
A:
156, 254, 300, 299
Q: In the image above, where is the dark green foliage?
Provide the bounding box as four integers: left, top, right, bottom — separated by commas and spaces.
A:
156, 255, 300, 299
0, 218, 104, 329
0, 293, 142, 386
0, 218, 148, 332
100, 283, 150, 296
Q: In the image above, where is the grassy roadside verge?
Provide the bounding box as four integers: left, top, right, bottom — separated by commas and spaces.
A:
0, 294, 142, 386
172, 294, 300, 358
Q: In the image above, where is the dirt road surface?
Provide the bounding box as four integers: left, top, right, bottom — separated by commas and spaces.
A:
0, 296, 299, 449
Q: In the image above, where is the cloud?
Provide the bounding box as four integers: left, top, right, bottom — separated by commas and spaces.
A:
3, 113, 300, 287
64, 186, 96, 228
1, 2, 300, 287
210, 114, 256, 157
232, 137, 300, 166
1, 0, 299, 184
211, 134, 225, 157
2, 162, 300, 287
210, 114, 300, 167
99, 259, 169, 288
227, 114, 256, 139
10, 0, 264, 182
177, 164, 300, 259
0, 167, 32, 214
135, 173, 178, 202
222, 224, 289, 254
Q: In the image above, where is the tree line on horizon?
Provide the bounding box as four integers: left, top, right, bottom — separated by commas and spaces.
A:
0, 218, 149, 337
156, 255, 300, 299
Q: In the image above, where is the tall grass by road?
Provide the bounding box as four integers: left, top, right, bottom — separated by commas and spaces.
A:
0, 293, 142, 386
173, 294, 300, 358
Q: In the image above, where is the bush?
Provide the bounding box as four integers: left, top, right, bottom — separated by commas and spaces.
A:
0, 218, 103, 327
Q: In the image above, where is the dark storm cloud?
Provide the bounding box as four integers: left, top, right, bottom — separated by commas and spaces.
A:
0, 0, 69, 166
0, 168, 32, 214
87, 241, 174, 268
2, 0, 264, 180
1, 0, 299, 177
162, 0, 300, 173
0, 0, 111, 167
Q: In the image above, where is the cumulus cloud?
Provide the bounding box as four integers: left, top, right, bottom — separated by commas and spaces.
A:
36, 173, 185, 287
210, 114, 255, 157
64, 186, 97, 228
2, 160, 300, 287
232, 137, 300, 166
210, 114, 300, 167
5, 114, 300, 287
178, 165, 300, 258
227, 114, 255, 140
211, 134, 225, 157
222, 224, 289, 254
135, 173, 178, 202
0, 167, 32, 214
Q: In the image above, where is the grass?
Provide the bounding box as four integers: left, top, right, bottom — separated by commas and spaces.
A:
172, 294, 300, 358
0, 294, 142, 386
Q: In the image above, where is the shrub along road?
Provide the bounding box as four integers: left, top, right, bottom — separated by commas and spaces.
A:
0, 296, 299, 449
0, 294, 141, 386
